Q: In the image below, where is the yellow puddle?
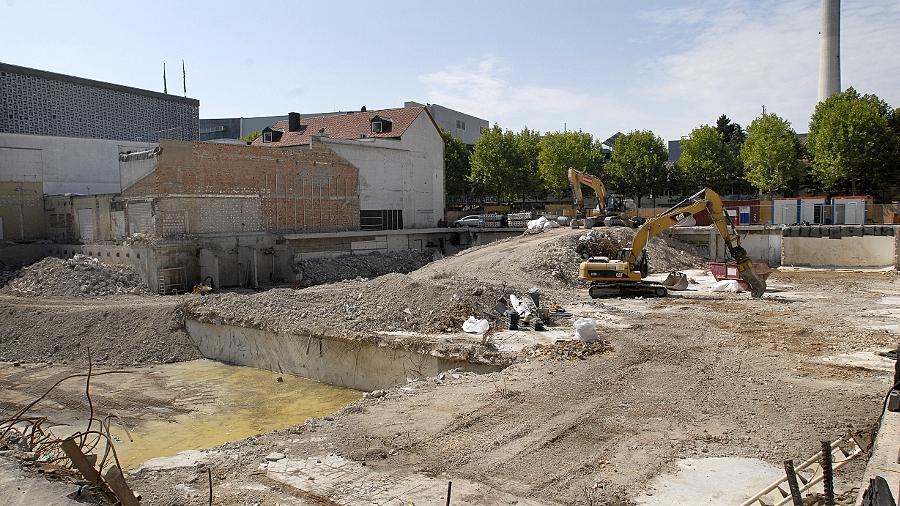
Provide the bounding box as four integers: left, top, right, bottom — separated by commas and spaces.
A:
107, 360, 360, 469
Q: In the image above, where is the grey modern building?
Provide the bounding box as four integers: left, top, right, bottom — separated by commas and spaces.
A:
0, 62, 199, 142
404, 101, 488, 147
200, 115, 286, 141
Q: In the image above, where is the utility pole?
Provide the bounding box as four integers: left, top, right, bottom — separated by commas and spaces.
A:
163, 62, 168, 94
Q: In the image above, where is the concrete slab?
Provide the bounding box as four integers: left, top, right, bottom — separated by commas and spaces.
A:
857, 408, 900, 504
266, 454, 557, 505
633, 457, 783, 506
818, 349, 897, 373
0, 456, 82, 506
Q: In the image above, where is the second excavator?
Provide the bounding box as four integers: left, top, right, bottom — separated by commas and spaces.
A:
578, 187, 767, 298
567, 168, 641, 227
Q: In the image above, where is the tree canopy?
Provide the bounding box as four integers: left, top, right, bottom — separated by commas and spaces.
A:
807, 87, 899, 194
537, 131, 604, 195
740, 113, 802, 195
606, 130, 668, 206
677, 125, 738, 192
440, 128, 471, 197
469, 125, 543, 201
241, 130, 261, 143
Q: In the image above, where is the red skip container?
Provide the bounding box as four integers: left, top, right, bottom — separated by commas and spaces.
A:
709, 262, 771, 291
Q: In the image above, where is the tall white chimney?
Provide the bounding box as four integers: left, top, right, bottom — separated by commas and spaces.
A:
818, 0, 841, 102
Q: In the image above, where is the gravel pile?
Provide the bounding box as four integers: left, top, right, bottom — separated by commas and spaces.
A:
524, 228, 707, 286
520, 339, 613, 360
0, 300, 200, 366
294, 251, 433, 287
1, 255, 150, 297
184, 273, 507, 338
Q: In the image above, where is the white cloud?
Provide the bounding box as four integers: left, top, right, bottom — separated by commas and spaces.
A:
642, 0, 900, 138
420, 2, 900, 142
418, 56, 645, 136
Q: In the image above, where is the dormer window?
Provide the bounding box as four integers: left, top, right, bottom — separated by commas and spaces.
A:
263, 131, 273, 143
370, 116, 392, 134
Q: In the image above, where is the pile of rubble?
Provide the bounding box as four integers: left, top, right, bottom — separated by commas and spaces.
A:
525, 228, 707, 286
293, 250, 433, 287
520, 339, 613, 360
1, 255, 150, 297
184, 272, 506, 338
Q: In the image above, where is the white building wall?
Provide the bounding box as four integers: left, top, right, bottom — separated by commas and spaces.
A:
0, 132, 155, 194
320, 111, 444, 229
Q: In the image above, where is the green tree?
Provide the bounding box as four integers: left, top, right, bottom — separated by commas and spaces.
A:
606, 130, 668, 207
241, 130, 261, 143
537, 131, 604, 195
440, 128, 471, 198
470, 124, 520, 201
715, 114, 748, 193
740, 113, 802, 196
807, 87, 899, 194
677, 125, 738, 192
513, 127, 543, 201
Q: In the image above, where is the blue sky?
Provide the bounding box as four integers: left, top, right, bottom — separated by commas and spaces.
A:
2, 0, 898, 141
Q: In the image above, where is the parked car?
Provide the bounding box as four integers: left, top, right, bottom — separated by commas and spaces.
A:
453, 215, 482, 227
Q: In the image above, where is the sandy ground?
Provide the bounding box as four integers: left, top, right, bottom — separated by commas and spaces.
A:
122, 268, 899, 506
1, 229, 898, 505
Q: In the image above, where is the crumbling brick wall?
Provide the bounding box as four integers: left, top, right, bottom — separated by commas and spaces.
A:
123, 140, 359, 234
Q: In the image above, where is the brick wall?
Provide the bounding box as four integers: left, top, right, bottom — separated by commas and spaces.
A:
123, 140, 359, 235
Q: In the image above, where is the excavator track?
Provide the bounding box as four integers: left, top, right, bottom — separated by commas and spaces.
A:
589, 282, 668, 299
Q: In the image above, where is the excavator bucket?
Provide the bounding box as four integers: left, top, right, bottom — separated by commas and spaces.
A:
736, 259, 767, 298
661, 271, 689, 291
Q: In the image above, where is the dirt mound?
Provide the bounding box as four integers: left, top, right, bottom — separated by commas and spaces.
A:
412, 228, 707, 290
0, 298, 200, 366
295, 251, 432, 287
184, 273, 508, 338
525, 228, 707, 286
1, 255, 150, 297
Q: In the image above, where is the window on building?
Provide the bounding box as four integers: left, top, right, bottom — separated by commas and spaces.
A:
360, 210, 403, 231
263, 131, 273, 143
371, 121, 383, 133
456, 120, 466, 130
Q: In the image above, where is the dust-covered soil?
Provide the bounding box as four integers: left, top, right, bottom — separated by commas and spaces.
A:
124, 267, 899, 506
2, 230, 898, 505
413, 227, 707, 289
0, 295, 200, 366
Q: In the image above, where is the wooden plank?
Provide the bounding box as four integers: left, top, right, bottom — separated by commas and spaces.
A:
60, 439, 100, 484
103, 465, 141, 506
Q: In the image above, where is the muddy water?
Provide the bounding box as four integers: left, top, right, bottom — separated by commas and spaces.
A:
106, 360, 360, 469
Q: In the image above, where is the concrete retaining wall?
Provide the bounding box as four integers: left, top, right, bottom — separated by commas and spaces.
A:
185, 320, 501, 391
782, 235, 897, 268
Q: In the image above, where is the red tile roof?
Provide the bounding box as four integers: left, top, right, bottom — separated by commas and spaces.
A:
252, 106, 429, 148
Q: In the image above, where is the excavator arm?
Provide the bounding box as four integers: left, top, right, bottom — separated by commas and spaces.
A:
626, 188, 766, 297
567, 168, 607, 217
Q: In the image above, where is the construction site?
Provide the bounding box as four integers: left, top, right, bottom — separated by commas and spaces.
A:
1, 214, 899, 505
2, 1, 900, 502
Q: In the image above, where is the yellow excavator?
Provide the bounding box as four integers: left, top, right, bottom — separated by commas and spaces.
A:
567, 168, 641, 227
578, 187, 767, 298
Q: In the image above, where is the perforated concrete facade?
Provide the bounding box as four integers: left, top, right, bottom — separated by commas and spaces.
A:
0, 62, 199, 142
